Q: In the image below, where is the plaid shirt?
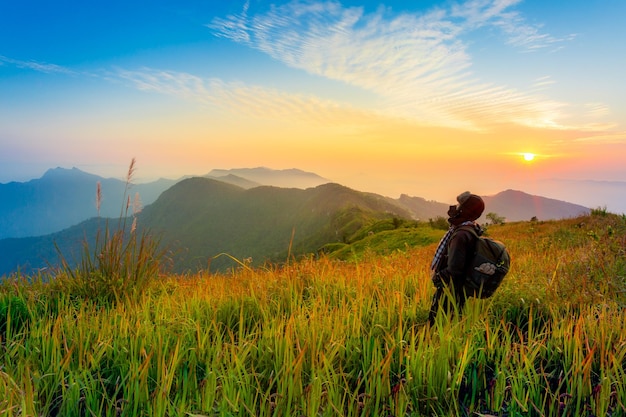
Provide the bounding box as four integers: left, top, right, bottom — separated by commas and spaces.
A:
430, 221, 474, 271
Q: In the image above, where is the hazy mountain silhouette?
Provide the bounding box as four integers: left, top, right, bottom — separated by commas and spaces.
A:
0, 167, 330, 239
0, 167, 177, 239
394, 195, 449, 221
394, 190, 590, 222
480, 189, 590, 221
204, 173, 261, 189
206, 167, 330, 189
523, 179, 626, 215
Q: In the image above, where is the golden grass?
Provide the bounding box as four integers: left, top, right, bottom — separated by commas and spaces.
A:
1, 212, 625, 416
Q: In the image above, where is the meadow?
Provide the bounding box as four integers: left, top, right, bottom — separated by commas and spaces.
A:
1, 209, 625, 417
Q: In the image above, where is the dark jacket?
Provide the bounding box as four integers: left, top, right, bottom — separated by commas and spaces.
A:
437, 224, 481, 287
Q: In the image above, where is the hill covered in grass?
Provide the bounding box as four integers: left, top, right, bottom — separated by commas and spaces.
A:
1, 210, 625, 416
0, 178, 416, 275
139, 178, 416, 272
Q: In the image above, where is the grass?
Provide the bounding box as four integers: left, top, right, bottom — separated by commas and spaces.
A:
50, 158, 164, 305
1, 210, 625, 416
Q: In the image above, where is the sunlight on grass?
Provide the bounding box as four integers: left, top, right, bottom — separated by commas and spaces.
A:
1, 212, 625, 416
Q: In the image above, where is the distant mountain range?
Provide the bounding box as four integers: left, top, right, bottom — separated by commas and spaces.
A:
0, 167, 177, 239
480, 189, 589, 222
0, 178, 414, 275
0, 167, 591, 240
206, 167, 331, 189
0, 167, 591, 277
0, 167, 329, 240
521, 178, 626, 216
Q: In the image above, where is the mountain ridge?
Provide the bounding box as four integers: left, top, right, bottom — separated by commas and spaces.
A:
0, 167, 328, 239
0, 166, 592, 242
206, 167, 331, 189
0, 167, 180, 239
0, 174, 591, 277
0, 178, 414, 275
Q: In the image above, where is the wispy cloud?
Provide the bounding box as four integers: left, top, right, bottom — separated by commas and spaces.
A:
573, 131, 626, 144
531, 76, 555, 91
584, 102, 610, 119
4, 0, 610, 140
0, 55, 76, 75
208, 0, 577, 131
117, 67, 380, 126
451, 0, 575, 51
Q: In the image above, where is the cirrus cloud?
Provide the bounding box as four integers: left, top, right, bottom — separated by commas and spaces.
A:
207, 0, 583, 131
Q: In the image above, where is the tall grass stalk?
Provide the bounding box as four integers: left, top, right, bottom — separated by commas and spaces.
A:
52, 158, 163, 303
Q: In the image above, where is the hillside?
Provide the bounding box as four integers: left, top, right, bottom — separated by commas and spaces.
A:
0, 217, 105, 276
139, 178, 414, 272
0, 167, 329, 240
1, 166, 592, 242
0, 179, 414, 276
0, 166, 595, 277
394, 194, 449, 221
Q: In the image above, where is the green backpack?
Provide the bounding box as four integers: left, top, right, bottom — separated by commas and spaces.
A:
456, 226, 511, 298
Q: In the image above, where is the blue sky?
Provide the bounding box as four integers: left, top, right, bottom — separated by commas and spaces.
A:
1, 0, 625, 210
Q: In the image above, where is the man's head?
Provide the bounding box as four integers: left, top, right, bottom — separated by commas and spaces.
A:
448, 191, 485, 224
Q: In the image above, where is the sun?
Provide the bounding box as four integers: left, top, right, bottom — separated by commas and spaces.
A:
522, 153, 536, 162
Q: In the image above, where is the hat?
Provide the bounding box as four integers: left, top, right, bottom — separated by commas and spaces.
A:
456, 191, 484, 221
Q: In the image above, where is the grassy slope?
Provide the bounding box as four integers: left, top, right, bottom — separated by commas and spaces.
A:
1, 212, 625, 416
138, 179, 415, 272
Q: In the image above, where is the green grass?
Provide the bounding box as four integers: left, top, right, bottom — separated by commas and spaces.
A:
49, 158, 164, 305
1, 211, 625, 416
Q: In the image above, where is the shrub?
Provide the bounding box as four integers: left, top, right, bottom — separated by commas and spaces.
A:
591, 206, 609, 216
429, 216, 449, 230
486, 212, 506, 225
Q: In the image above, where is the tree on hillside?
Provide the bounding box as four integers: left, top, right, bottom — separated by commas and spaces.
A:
486, 212, 506, 225
429, 216, 449, 230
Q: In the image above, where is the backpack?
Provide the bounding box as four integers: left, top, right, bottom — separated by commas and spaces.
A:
456, 226, 510, 298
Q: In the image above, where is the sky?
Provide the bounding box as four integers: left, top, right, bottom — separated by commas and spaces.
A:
1, 0, 625, 210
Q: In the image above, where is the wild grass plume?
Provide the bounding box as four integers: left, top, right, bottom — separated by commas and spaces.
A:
51, 158, 164, 304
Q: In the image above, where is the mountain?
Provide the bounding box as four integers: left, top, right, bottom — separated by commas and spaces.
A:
0, 217, 104, 276
393, 195, 450, 221
205, 173, 261, 189
206, 167, 331, 189
521, 179, 626, 215
0, 167, 330, 240
139, 178, 413, 272
0, 167, 178, 239
480, 189, 590, 221
393, 190, 590, 222
0, 178, 413, 276
0, 169, 589, 276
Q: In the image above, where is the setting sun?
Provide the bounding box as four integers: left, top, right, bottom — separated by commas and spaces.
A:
523, 153, 536, 162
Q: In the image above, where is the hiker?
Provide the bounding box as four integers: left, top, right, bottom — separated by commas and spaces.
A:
428, 191, 485, 325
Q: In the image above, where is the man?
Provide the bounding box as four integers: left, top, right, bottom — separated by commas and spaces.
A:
428, 191, 485, 325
